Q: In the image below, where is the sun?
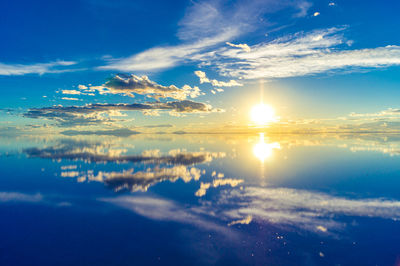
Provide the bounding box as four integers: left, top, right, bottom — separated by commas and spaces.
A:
250, 103, 276, 125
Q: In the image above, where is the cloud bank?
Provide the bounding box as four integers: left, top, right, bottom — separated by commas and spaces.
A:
24, 100, 221, 126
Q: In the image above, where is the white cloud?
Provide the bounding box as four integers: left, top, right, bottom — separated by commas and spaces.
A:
99, 0, 314, 72
226, 42, 251, 52
62, 90, 82, 95
99, 31, 237, 72
61, 97, 80, 101
194, 71, 242, 87
0, 61, 76, 76
212, 28, 400, 79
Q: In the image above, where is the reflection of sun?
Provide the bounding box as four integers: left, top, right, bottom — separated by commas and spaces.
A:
253, 133, 280, 162
250, 103, 276, 126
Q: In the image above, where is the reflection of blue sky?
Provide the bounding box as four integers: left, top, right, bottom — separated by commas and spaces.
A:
2, 134, 400, 264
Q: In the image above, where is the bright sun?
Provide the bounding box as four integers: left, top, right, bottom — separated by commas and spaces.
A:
250, 103, 276, 125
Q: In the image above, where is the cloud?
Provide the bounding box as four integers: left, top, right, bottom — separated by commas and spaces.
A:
91, 74, 202, 100
60, 87, 95, 97
60, 171, 80, 177
61, 90, 82, 95
61, 97, 80, 101
24, 100, 221, 126
313, 11, 320, 16
293, 0, 312, 17
205, 27, 400, 80
194, 71, 242, 87
226, 42, 251, 52
98, 0, 314, 72
0, 61, 76, 76
99, 31, 237, 72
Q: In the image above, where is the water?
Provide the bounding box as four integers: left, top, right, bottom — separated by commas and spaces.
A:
1, 133, 400, 265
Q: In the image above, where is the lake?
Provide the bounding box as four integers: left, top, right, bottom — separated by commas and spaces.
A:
1, 133, 400, 265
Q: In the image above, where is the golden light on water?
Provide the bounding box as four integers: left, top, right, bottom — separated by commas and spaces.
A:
253, 133, 281, 162
250, 103, 276, 126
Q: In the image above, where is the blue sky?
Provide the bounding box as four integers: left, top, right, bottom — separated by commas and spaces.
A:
1, 0, 400, 133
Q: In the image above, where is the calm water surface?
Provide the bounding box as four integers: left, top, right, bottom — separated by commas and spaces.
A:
1, 133, 400, 265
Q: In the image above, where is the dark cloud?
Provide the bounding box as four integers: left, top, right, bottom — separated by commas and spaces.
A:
142, 124, 173, 128
23, 100, 220, 127
94, 74, 201, 100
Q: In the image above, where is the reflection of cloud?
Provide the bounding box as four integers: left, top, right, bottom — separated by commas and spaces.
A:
99, 196, 235, 237
0, 192, 43, 203
61, 128, 140, 137
221, 186, 400, 233
24, 140, 227, 192
228, 215, 252, 226
24, 142, 225, 165
80, 166, 202, 192
195, 178, 243, 197
60, 165, 77, 170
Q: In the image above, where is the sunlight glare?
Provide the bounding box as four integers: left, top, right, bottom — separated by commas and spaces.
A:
250, 103, 276, 125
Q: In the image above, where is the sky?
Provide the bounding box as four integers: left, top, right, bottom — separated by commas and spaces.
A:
1, 0, 400, 134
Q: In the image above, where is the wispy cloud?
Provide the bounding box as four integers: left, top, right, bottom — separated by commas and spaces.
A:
220, 186, 400, 233
0, 61, 77, 76
98, 0, 313, 72
0, 192, 43, 203
99, 195, 235, 237
210, 27, 400, 79
226, 42, 251, 52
